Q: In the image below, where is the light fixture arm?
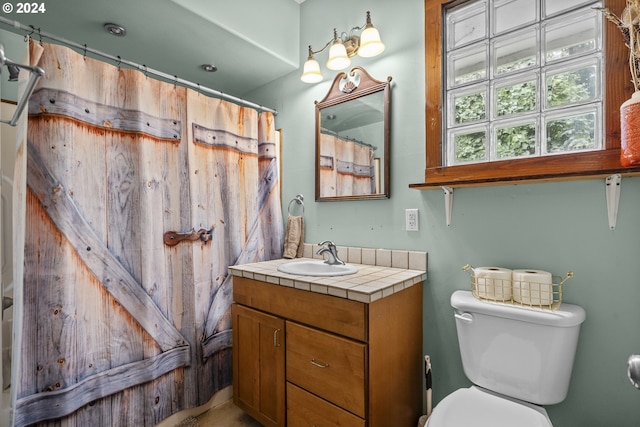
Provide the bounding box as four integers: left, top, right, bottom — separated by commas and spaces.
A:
347, 24, 366, 39
345, 11, 373, 42
308, 29, 340, 58
308, 11, 376, 58
342, 11, 376, 56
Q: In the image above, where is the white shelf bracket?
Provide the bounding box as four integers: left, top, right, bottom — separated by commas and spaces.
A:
605, 174, 621, 230
442, 186, 454, 227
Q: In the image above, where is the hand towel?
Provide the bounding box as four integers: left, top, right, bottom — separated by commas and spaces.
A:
283, 215, 304, 259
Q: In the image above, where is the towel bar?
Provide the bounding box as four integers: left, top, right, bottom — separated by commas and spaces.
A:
287, 194, 304, 217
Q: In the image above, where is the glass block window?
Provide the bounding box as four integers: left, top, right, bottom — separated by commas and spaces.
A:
444, 0, 603, 165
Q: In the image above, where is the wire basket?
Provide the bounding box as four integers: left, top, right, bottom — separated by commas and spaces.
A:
462, 264, 573, 311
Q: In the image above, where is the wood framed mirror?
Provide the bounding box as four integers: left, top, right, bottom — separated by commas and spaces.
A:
315, 67, 391, 201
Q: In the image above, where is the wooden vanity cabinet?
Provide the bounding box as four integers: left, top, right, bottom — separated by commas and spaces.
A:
232, 275, 423, 427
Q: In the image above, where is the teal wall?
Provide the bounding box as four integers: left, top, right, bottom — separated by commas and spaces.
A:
248, 0, 640, 425
2, 1, 639, 423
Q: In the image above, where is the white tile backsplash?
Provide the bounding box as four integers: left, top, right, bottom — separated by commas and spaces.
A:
376, 249, 392, 267
347, 247, 362, 264
362, 248, 376, 265
391, 250, 409, 269
409, 251, 428, 271
299, 243, 426, 271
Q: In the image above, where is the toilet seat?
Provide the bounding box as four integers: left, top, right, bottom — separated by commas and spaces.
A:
425, 386, 553, 427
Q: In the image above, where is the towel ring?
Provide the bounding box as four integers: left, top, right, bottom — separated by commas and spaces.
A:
287, 194, 304, 216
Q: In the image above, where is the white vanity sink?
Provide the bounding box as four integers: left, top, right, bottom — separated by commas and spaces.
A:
277, 260, 358, 277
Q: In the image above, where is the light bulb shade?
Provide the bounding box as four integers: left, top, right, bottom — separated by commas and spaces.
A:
326, 41, 351, 70
358, 25, 385, 58
301, 57, 323, 83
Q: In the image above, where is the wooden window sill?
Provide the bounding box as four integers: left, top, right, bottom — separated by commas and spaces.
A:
409, 149, 640, 189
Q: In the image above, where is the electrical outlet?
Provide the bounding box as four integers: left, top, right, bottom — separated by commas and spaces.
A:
406, 209, 419, 231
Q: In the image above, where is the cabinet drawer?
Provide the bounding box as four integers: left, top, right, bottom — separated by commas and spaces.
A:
287, 382, 365, 427
233, 277, 367, 341
286, 321, 366, 418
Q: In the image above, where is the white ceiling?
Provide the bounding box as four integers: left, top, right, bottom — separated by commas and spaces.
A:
0, 0, 303, 98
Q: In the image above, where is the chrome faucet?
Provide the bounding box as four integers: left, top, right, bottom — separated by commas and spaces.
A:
316, 240, 345, 265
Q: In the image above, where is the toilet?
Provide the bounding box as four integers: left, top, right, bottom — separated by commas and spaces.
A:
426, 290, 586, 427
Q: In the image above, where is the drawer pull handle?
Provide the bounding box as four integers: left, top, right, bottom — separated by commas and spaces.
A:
310, 358, 329, 368
273, 329, 281, 348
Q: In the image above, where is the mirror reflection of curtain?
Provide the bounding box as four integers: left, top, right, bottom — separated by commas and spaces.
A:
352, 141, 375, 195
11, 39, 283, 427
319, 132, 375, 198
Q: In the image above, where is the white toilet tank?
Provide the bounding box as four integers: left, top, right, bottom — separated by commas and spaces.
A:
451, 290, 586, 405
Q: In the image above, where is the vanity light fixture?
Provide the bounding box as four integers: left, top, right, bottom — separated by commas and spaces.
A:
301, 11, 385, 83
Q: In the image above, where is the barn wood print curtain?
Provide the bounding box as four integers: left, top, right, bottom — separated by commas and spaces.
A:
319, 132, 375, 197
12, 39, 283, 427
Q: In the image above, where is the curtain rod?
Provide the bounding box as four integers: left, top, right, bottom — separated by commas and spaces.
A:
320, 127, 377, 150
0, 17, 278, 115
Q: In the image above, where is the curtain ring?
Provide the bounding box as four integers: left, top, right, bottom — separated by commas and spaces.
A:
24, 26, 35, 43
174, 75, 178, 88
143, 64, 148, 78
37, 27, 43, 45
83, 44, 87, 61
116, 55, 121, 70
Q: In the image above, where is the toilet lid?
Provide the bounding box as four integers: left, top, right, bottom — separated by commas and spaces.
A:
426, 387, 553, 427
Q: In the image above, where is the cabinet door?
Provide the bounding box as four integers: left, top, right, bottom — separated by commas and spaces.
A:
233, 304, 285, 427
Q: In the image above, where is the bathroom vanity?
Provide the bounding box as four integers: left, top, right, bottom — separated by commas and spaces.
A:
229, 257, 425, 427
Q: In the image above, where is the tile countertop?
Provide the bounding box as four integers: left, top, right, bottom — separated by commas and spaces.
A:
229, 258, 427, 304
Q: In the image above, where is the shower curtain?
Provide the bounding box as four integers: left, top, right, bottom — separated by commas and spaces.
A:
319, 132, 375, 197
11, 39, 283, 427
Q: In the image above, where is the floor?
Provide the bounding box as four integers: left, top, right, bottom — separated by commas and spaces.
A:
3, 382, 257, 427
195, 401, 263, 427
3, 393, 260, 427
